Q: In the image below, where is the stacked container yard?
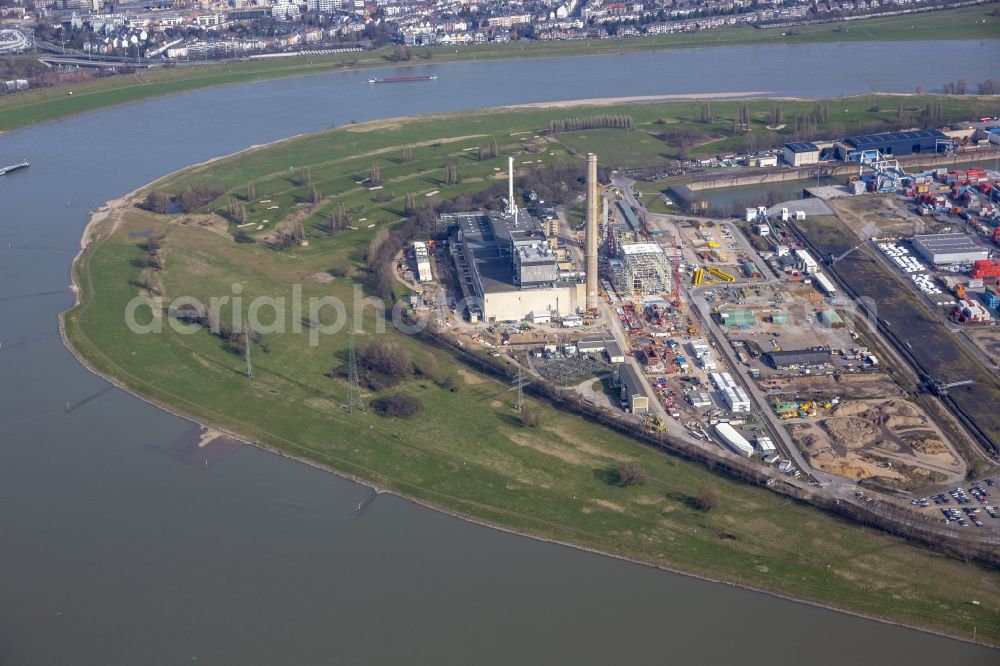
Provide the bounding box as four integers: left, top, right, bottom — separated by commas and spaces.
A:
984, 285, 1000, 309
710, 372, 751, 413
950, 297, 992, 324
972, 259, 1000, 281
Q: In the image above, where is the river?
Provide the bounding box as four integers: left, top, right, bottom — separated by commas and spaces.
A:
1, 40, 998, 664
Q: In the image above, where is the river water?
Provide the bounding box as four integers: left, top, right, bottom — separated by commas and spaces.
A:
1, 41, 998, 664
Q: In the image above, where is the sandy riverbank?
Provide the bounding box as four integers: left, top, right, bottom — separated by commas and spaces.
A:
504, 91, 771, 109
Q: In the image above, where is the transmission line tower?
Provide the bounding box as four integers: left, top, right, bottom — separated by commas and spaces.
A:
346, 324, 364, 413
507, 364, 531, 411
243, 317, 253, 379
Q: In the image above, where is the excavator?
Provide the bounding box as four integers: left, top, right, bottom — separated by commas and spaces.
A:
643, 415, 667, 432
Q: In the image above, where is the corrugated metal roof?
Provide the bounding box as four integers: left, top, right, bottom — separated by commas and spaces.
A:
913, 233, 983, 253
818, 309, 844, 324
765, 349, 831, 367
843, 129, 945, 148
784, 141, 818, 153
619, 363, 648, 397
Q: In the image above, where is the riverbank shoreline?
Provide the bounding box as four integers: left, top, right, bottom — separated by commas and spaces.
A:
1, 6, 997, 136
59, 125, 998, 648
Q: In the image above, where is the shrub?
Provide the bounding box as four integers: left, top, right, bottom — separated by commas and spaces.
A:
371, 391, 424, 418
520, 404, 541, 427
358, 338, 414, 381
694, 484, 719, 511
143, 191, 173, 214
615, 462, 647, 487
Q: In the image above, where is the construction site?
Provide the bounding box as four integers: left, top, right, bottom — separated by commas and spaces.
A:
396, 137, 1000, 518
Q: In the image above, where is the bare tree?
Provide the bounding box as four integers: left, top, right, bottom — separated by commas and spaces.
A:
308, 183, 322, 205
695, 483, 719, 511
615, 462, 647, 487
144, 191, 172, 214
369, 162, 382, 186
521, 404, 541, 427
246, 180, 256, 201
298, 166, 311, 186
700, 102, 713, 124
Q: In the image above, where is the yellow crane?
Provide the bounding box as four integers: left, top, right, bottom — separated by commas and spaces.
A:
707, 267, 736, 282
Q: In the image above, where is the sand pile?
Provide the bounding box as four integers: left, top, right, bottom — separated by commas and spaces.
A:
822, 417, 880, 448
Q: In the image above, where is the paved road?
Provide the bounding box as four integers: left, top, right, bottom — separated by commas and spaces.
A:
554, 185, 1000, 543
553, 207, 681, 430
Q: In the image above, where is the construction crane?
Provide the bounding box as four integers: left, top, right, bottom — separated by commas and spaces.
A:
827, 239, 870, 265
671, 234, 683, 313
850, 149, 906, 193
929, 378, 974, 397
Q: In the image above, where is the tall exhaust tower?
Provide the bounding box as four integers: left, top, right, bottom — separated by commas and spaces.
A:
507, 156, 517, 223
585, 153, 599, 311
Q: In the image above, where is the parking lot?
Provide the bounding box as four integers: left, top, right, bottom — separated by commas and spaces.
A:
912, 477, 999, 528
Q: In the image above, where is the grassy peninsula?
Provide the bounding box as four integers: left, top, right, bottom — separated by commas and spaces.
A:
63, 98, 1000, 644
3, 4, 1000, 133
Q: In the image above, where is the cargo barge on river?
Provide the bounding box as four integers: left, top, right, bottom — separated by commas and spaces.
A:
0, 161, 29, 176
367, 75, 437, 84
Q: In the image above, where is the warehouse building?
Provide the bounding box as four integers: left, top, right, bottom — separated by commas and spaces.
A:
718, 309, 756, 328
836, 129, 947, 161
912, 233, 989, 266
813, 271, 837, 296
764, 348, 832, 369
575, 337, 608, 354
447, 211, 586, 322
616, 363, 649, 414
782, 142, 820, 166
817, 309, 845, 329
606, 340, 625, 364
794, 248, 818, 275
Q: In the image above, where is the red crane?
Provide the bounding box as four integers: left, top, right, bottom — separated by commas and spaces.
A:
672, 234, 683, 312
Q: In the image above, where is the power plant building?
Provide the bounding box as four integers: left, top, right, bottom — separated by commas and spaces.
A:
611, 243, 673, 295
912, 233, 989, 266
448, 212, 585, 322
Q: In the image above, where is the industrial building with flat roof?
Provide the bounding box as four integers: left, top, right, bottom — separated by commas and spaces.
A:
605, 339, 625, 364
764, 348, 832, 369
446, 210, 586, 322
836, 129, 946, 160
575, 337, 608, 354
782, 141, 819, 166
912, 233, 989, 266
616, 363, 649, 414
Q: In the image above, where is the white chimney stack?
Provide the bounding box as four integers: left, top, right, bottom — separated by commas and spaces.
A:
508, 156, 515, 217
